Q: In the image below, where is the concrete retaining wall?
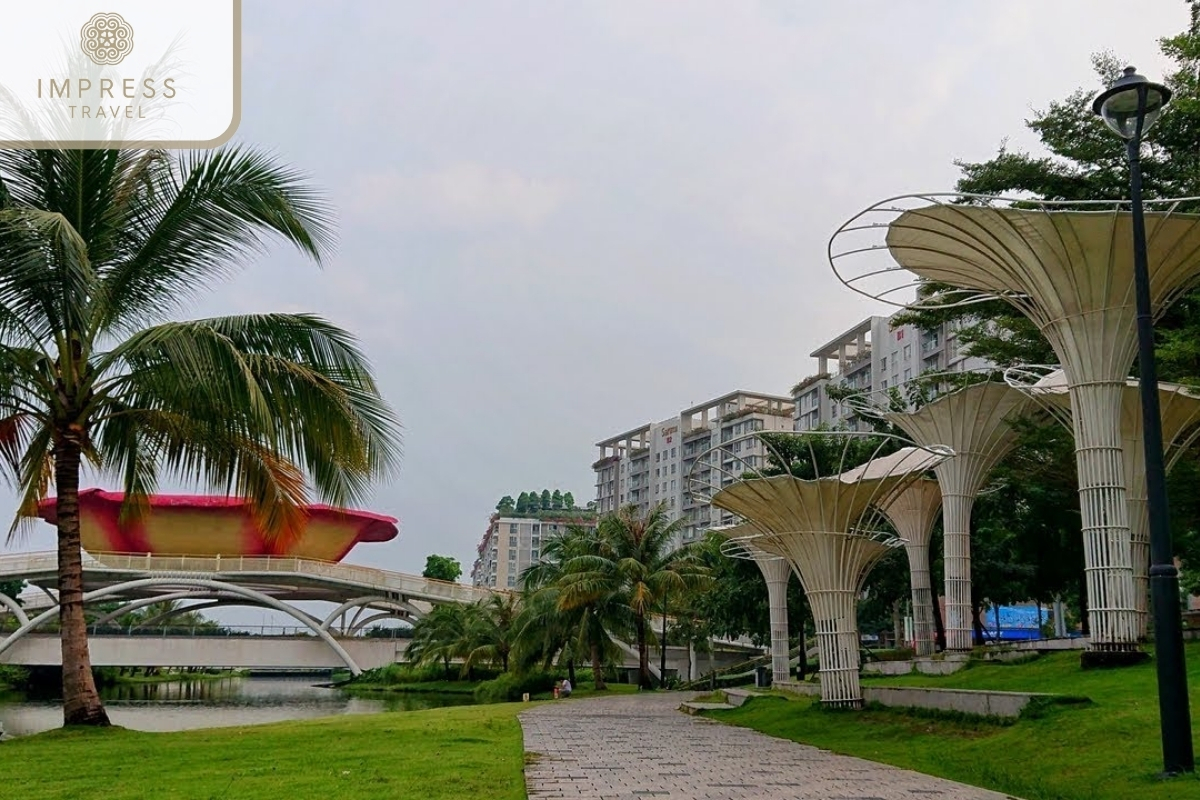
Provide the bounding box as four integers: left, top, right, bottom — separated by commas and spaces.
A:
861, 654, 969, 676
775, 679, 1054, 719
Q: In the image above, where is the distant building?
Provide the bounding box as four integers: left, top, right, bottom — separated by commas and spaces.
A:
470, 509, 597, 589
592, 390, 796, 547
792, 313, 991, 431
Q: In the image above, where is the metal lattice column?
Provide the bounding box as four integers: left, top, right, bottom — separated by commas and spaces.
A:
757, 556, 793, 685
876, 478, 942, 655
1008, 367, 1200, 639
832, 196, 1200, 652
881, 383, 1033, 651
691, 434, 951, 708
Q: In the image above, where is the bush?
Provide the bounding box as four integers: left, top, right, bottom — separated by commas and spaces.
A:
473, 670, 558, 703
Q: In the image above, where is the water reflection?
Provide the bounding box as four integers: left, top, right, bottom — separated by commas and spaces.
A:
0, 676, 475, 736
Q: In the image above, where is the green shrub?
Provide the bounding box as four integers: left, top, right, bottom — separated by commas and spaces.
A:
474, 670, 558, 703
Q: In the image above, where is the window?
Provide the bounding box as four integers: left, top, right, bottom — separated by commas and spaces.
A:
508, 548, 516, 560
904, 368, 912, 381
507, 576, 516, 587
671, 479, 677, 490
881, 379, 888, 389
880, 355, 886, 371
671, 447, 677, 458
508, 535, 517, 547
531, 549, 539, 560
509, 524, 519, 534
655, 467, 661, 477
671, 464, 677, 474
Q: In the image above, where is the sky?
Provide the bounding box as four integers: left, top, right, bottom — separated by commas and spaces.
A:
0, 1, 1191, 614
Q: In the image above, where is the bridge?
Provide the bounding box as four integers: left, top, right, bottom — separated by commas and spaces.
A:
0, 550, 498, 675
0, 551, 758, 677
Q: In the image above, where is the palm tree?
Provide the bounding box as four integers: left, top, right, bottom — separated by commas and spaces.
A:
0, 147, 400, 725
520, 524, 628, 690
559, 504, 710, 689
462, 593, 519, 674
407, 602, 470, 678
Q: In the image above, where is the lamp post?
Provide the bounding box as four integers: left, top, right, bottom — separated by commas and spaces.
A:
1093, 66, 1194, 776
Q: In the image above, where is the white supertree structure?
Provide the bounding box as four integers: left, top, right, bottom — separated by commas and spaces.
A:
690, 432, 952, 707
831, 195, 1200, 654
714, 526, 794, 685
1006, 366, 1200, 639
874, 476, 942, 655
850, 381, 1036, 651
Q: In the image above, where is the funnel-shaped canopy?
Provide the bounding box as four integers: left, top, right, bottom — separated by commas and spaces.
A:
886, 203, 1200, 383
885, 382, 1034, 496
711, 472, 912, 538
877, 477, 942, 545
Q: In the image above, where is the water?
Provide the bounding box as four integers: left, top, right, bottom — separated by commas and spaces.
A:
0, 675, 475, 736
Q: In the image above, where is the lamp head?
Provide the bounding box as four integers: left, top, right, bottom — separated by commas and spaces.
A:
1092, 66, 1172, 140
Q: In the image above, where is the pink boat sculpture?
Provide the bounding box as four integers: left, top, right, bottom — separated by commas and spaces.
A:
37, 489, 398, 562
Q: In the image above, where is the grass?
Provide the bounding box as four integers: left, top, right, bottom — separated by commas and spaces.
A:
704, 641, 1200, 800
0, 703, 528, 800
340, 679, 479, 696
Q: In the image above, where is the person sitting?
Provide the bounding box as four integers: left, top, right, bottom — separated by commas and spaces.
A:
559, 678, 572, 697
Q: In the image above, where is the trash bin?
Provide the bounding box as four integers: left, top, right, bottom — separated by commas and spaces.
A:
754, 665, 771, 688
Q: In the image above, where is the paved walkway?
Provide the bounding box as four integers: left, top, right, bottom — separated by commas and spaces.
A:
519, 693, 1018, 800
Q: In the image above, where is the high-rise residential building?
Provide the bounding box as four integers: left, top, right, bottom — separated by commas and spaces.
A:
470, 508, 597, 588
592, 391, 796, 546
792, 313, 991, 431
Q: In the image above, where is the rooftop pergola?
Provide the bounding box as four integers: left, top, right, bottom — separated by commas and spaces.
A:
831, 194, 1200, 653
714, 525, 794, 685
848, 379, 1036, 651
690, 432, 951, 707
1006, 366, 1200, 639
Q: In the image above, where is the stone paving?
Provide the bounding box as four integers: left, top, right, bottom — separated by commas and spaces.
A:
519, 692, 1019, 800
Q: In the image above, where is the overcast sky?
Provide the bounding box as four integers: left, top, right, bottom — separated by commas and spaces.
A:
1, 1, 1190, 601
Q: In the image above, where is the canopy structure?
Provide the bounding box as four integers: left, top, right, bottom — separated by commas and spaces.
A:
849, 379, 1035, 651
1006, 366, 1200, 639
874, 477, 942, 655
831, 195, 1200, 653
716, 526, 794, 685
689, 431, 952, 707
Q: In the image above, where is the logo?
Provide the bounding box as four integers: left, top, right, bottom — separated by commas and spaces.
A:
80, 12, 134, 66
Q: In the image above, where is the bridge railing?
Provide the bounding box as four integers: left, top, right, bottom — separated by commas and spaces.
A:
74, 624, 415, 639
0, 550, 500, 606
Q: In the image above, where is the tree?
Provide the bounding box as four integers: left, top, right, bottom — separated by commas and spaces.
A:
551, 490, 563, 510
558, 503, 710, 689
515, 492, 530, 513
0, 147, 400, 726
519, 523, 628, 690
461, 594, 520, 673
563, 491, 575, 510
540, 489, 552, 510
496, 495, 516, 513
422, 554, 462, 583
407, 603, 469, 678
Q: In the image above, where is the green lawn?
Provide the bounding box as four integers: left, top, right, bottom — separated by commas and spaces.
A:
706, 642, 1200, 800
0, 703, 527, 800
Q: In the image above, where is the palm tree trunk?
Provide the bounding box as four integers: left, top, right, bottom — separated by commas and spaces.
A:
55, 437, 110, 727
566, 659, 576, 688
589, 642, 606, 690
636, 612, 651, 689
658, 596, 668, 689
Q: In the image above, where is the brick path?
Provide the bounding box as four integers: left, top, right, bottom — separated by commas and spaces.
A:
519, 692, 1019, 800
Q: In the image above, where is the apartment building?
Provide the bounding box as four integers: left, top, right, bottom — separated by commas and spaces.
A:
793, 313, 991, 431
470, 510, 598, 588
592, 391, 796, 547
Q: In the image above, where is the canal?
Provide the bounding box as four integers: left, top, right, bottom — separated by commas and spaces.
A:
0, 675, 475, 736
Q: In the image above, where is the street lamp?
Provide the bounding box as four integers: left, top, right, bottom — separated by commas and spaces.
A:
1093, 66, 1194, 776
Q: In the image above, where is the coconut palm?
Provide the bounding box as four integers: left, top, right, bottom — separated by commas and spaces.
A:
558, 504, 710, 689
461, 593, 520, 673
0, 147, 400, 726
518, 524, 628, 689
407, 602, 470, 677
